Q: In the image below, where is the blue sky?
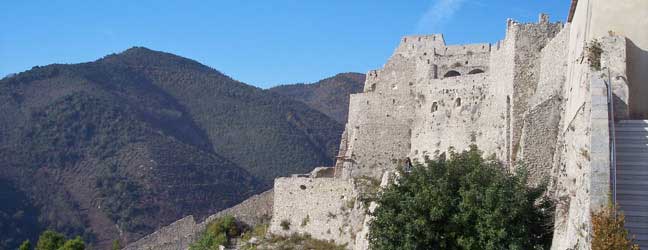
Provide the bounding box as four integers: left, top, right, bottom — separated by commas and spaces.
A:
1, 0, 570, 88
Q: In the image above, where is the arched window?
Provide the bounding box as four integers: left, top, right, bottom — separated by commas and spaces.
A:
443, 70, 461, 78
468, 69, 485, 74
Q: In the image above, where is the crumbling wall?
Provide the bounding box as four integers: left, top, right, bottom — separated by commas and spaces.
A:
550, 34, 626, 250
509, 15, 564, 163
123, 190, 274, 250
519, 25, 570, 185
269, 177, 364, 248
122, 216, 200, 250
409, 74, 492, 161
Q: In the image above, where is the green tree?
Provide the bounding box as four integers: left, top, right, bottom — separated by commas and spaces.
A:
19, 240, 32, 250
36, 230, 65, 250
368, 145, 554, 250
58, 236, 85, 250
112, 239, 121, 250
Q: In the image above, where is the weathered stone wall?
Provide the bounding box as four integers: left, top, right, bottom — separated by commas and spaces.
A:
269, 176, 364, 248
518, 25, 570, 185
267, 6, 638, 250
509, 16, 564, 163
123, 190, 273, 250
123, 216, 200, 250
201, 189, 274, 228
549, 35, 627, 250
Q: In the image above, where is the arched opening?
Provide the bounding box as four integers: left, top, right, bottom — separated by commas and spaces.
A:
468, 69, 485, 75
443, 70, 461, 78
431, 102, 438, 113
455, 98, 462, 107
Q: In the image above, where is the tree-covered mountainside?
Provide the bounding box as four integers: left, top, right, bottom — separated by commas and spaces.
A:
269, 72, 365, 123
0, 47, 344, 249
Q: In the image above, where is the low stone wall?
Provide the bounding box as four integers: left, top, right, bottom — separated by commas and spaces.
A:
201, 190, 274, 228
123, 190, 274, 250
122, 216, 200, 250
269, 177, 363, 248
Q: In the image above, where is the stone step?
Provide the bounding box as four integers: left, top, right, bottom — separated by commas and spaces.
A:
617, 180, 648, 186
617, 168, 648, 173
616, 142, 648, 148
617, 184, 648, 191
617, 161, 648, 167
616, 153, 648, 160
617, 120, 648, 125
615, 135, 648, 143
617, 194, 648, 202
617, 188, 648, 196
617, 170, 648, 178
625, 226, 648, 237
618, 200, 648, 210
616, 126, 648, 132
626, 216, 648, 225
616, 175, 648, 184
627, 221, 648, 230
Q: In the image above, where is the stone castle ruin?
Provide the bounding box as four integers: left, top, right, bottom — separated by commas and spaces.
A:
124, 1, 647, 249
268, 1, 648, 249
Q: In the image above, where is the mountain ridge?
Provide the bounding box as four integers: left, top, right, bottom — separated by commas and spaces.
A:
0, 47, 347, 249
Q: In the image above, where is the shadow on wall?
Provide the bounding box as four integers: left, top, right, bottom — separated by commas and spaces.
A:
613, 94, 629, 120
626, 39, 648, 119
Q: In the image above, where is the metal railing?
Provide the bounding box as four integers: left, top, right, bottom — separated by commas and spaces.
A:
604, 67, 617, 206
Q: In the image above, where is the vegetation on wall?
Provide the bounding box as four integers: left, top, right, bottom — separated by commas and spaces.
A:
586, 39, 603, 71
189, 215, 241, 250
369, 145, 555, 250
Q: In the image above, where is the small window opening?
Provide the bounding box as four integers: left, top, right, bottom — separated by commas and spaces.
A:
468, 69, 485, 75
443, 70, 461, 78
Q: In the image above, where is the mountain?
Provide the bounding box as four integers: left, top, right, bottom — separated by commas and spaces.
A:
269, 73, 365, 123
0, 47, 343, 249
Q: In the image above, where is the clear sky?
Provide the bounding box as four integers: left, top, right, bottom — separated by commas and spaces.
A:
1, 0, 570, 88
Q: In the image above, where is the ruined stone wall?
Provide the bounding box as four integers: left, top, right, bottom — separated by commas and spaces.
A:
269, 177, 364, 248
518, 25, 570, 185
509, 16, 564, 163
123, 190, 274, 250
409, 74, 491, 161
549, 34, 627, 250
123, 216, 200, 250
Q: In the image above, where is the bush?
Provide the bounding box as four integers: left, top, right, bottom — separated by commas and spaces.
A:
280, 220, 291, 231
266, 233, 346, 250
586, 39, 603, 71
19, 240, 32, 250
189, 215, 241, 250
591, 202, 640, 250
33, 230, 85, 250
369, 145, 554, 250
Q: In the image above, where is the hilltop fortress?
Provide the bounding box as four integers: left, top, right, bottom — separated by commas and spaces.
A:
125, 1, 648, 249
269, 0, 648, 249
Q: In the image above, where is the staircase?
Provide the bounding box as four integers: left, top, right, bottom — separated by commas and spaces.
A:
615, 120, 648, 247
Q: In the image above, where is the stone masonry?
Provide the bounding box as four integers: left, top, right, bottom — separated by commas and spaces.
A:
269, 8, 644, 250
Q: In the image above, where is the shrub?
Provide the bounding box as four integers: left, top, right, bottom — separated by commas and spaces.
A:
36, 230, 65, 250
189, 215, 241, 250
280, 220, 291, 231
34, 230, 86, 250
586, 39, 603, 71
591, 202, 640, 250
19, 240, 31, 250
266, 233, 346, 250
369, 145, 554, 250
